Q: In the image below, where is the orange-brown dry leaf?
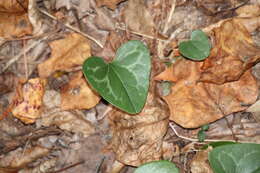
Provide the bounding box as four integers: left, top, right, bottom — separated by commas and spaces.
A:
0, 0, 32, 38
38, 33, 91, 78
199, 19, 260, 84
157, 59, 258, 128
96, 0, 125, 10
61, 72, 100, 110
11, 78, 46, 124
108, 94, 169, 166
123, 0, 156, 36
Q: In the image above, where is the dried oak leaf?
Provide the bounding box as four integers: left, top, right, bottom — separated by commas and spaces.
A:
37, 90, 95, 137
200, 19, 260, 84
0, 0, 33, 39
108, 94, 169, 166
123, 0, 156, 36
155, 59, 258, 128
61, 72, 100, 110
11, 78, 46, 124
38, 33, 91, 78
96, 0, 126, 10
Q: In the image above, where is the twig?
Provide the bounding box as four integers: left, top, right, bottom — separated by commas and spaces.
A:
38, 9, 104, 48
49, 160, 85, 173
116, 26, 168, 42
163, 0, 176, 34
169, 122, 237, 142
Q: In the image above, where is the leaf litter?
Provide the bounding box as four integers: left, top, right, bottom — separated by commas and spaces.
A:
0, 0, 259, 172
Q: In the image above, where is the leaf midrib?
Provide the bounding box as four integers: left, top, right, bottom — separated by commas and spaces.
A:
110, 64, 137, 113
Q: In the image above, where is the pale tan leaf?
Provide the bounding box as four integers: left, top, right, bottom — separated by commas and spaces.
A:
61, 72, 100, 110
38, 33, 91, 78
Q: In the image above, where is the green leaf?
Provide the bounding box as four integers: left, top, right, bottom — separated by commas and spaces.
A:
179, 30, 211, 61
198, 130, 206, 142
134, 160, 179, 173
202, 141, 238, 150
209, 143, 260, 173
83, 40, 151, 114
201, 124, 209, 131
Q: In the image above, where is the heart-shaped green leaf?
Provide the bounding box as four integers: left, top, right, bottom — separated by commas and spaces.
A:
209, 143, 260, 173
134, 160, 179, 173
179, 30, 211, 61
83, 40, 151, 114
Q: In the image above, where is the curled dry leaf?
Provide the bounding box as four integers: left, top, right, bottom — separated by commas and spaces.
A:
38, 33, 91, 78
108, 94, 169, 166
96, 0, 126, 10
61, 72, 100, 110
0, 0, 33, 39
0, 146, 50, 169
11, 78, 46, 124
38, 90, 95, 137
123, 0, 156, 36
155, 59, 258, 128
200, 19, 260, 84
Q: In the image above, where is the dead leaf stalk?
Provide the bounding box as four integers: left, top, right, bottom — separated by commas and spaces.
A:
38, 9, 104, 48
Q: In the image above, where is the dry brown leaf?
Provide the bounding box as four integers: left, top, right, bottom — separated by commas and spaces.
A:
11, 78, 46, 124
38, 90, 95, 137
96, 0, 126, 10
156, 59, 258, 128
0, 146, 50, 169
19, 158, 58, 173
190, 148, 213, 173
246, 100, 260, 122
0, 0, 33, 39
235, 4, 260, 17
95, 31, 128, 61
123, 0, 156, 36
94, 7, 115, 31
61, 72, 100, 110
200, 19, 260, 84
38, 33, 91, 78
108, 94, 169, 166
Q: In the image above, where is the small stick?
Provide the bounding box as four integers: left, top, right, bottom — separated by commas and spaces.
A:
169, 122, 237, 142
163, 0, 176, 34
49, 160, 85, 173
116, 26, 168, 42
38, 9, 104, 48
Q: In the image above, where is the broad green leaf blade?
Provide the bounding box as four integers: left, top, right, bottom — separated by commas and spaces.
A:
134, 160, 179, 173
179, 30, 211, 61
83, 40, 151, 114
209, 143, 260, 173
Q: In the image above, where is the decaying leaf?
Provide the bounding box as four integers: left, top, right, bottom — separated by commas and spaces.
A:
38, 33, 91, 78
155, 59, 258, 128
0, 0, 33, 39
190, 148, 213, 173
235, 4, 260, 18
246, 100, 260, 122
0, 146, 50, 169
61, 72, 100, 110
19, 158, 58, 173
96, 0, 126, 10
11, 78, 46, 124
108, 94, 169, 166
123, 0, 156, 36
199, 19, 260, 84
38, 90, 95, 137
